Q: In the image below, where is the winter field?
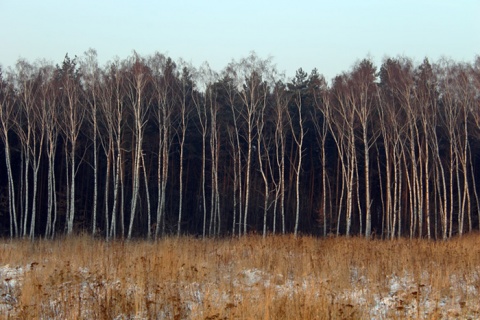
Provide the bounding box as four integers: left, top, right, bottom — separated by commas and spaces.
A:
1, 235, 480, 319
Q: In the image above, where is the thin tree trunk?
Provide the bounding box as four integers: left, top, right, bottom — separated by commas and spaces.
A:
392, 147, 399, 238
4, 144, 18, 238
46, 153, 53, 238
104, 146, 111, 240
243, 126, 252, 236
177, 124, 186, 237
142, 154, 151, 239
92, 117, 98, 236
376, 145, 385, 238
214, 136, 221, 236
120, 159, 125, 239
156, 126, 163, 239
229, 102, 243, 236
201, 129, 207, 238
257, 127, 269, 237
356, 154, 363, 236
363, 126, 372, 238
209, 117, 217, 236
127, 134, 141, 239
294, 145, 303, 237
449, 146, 454, 238
396, 148, 403, 238
321, 126, 327, 237
336, 156, 345, 236
22, 151, 29, 237
280, 139, 285, 234
29, 158, 41, 239
52, 166, 58, 239
231, 136, 238, 236
469, 146, 480, 231
66, 141, 76, 235
110, 150, 121, 239
425, 136, 431, 239
456, 156, 463, 236
345, 147, 355, 237
177, 131, 186, 237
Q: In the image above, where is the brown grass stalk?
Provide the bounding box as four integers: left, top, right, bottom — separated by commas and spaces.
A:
1, 234, 480, 319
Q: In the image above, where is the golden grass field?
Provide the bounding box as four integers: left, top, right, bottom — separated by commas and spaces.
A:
1, 234, 480, 319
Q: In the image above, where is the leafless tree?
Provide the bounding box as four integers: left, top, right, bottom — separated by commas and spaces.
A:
223, 72, 243, 236
328, 74, 357, 236
194, 63, 214, 238
175, 64, 194, 236
378, 58, 411, 238
271, 82, 289, 234
311, 74, 329, 236
40, 63, 59, 239
392, 61, 419, 239
56, 55, 85, 235
288, 69, 309, 236
80, 49, 101, 236
102, 60, 128, 239
255, 85, 272, 237
233, 53, 273, 235
0, 68, 19, 237
150, 54, 175, 239
440, 60, 476, 236
348, 59, 379, 238
16, 61, 47, 239
124, 53, 151, 239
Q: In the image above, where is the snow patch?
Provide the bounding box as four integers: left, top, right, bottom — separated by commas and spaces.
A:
1, 263, 480, 318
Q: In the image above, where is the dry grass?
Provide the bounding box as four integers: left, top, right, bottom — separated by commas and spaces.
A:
1, 234, 480, 319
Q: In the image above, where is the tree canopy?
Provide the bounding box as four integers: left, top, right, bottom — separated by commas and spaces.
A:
0, 51, 479, 239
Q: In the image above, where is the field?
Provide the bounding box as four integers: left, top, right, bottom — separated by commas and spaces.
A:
1, 235, 480, 319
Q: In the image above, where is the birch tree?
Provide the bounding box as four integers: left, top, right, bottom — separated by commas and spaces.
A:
125, 53, 151, 239
311, 73, 329, 236
221, 73, 243, 236
234, 53, 272, 235
194, 63, 214, 238
56, 55, 85, 235
378, 58, 411, 238
0, 68, 19, 237
40, 64, 60, 239
328, 74, 357, 236
80, 49, 101, 236
272, 82, 289, 234
14, 60, 39, 237
150, 54, 175, 238
255, 83, 272, 237
15, 61, 46, 239
101, 61, 127, 239
349, 59, 379, 238
288, 69, 308, 236
209, 80, 221, 236
175, 65, 193, 236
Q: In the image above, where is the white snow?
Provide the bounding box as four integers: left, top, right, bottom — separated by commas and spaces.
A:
0, 265, 24, 313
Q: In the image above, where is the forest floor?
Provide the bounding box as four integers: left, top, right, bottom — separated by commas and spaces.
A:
1, 234, 480, 319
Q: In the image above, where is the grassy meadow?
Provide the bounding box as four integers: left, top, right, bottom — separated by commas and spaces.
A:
1, 234, 480, 319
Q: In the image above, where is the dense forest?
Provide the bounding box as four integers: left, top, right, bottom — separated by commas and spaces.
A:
0, 50, 479, 240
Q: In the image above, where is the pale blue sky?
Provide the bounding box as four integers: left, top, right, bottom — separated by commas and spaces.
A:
1, 0, 479, 81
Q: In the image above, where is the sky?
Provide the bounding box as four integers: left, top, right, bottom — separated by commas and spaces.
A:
1, 0, 479, 82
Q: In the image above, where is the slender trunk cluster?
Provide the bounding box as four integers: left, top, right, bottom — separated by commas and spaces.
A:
0, 53, 479, 239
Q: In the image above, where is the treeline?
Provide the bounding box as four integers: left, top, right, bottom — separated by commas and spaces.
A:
0, 50, 479, 239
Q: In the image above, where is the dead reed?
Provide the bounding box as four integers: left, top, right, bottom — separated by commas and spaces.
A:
1, 234, 480, 319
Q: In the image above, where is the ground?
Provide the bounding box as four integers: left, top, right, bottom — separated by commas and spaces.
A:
1, 235, 479, 319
